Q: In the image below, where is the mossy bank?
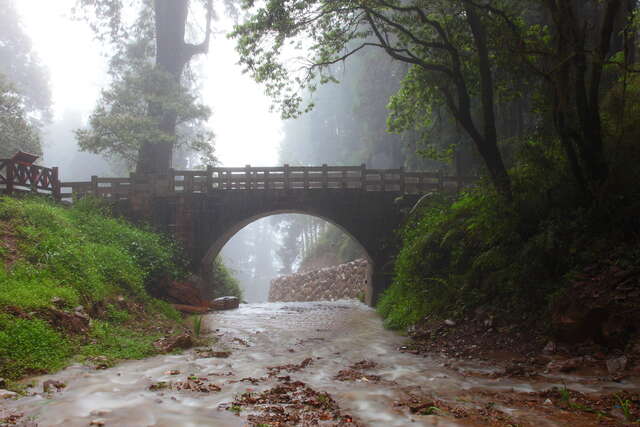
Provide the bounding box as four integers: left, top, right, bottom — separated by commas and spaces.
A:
0, 196, 192, 382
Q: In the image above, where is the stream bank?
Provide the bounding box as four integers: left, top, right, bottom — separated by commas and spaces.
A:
2, 301, 638, 426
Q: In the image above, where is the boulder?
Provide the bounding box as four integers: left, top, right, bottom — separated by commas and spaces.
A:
606, 355, 627, 375
167, 280, 206, 307
47, 308, 90, 334
209, 296, 240, 311
0, 389, 17, 399
171, 304, 210, 314
154, 333, 194, 353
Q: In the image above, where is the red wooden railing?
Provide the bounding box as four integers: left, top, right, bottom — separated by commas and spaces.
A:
0, 159, 61, 200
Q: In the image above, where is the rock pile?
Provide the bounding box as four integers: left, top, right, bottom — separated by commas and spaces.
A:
269, 259, 368, 302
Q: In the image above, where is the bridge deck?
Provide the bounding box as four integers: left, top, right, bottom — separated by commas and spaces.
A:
57, 165, 474, 202
0, 160, 475, 202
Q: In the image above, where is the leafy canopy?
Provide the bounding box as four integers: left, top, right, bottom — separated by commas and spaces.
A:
0, 75, 41, 158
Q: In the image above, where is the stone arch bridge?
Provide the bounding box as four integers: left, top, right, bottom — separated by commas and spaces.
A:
1, 160, 471, 305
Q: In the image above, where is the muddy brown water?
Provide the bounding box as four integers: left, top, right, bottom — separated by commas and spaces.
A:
1, 301, 638, 426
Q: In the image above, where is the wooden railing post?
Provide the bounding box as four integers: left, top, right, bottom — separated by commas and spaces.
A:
455, 150, 463, 192
341, 170, 347, 189
381, 171, 386, 191
30, 166, 38, 193
6, 160, 14, 196
399, 167, 405, 195
438, 169, 445, 192
206, 165, 213, 192
284, 164, 290, 190
360, 164, 366, 191
91, 175, 98, 197
265, 170, 270, 190
168, 168, 176, 193
322, 164, 328, 189
52, 167, 61, 201
245, 165, 251, 190
304, 168, 309, 189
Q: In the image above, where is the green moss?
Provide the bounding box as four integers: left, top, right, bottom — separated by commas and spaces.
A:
81, 320, 162, 364
0, 315, 70, 379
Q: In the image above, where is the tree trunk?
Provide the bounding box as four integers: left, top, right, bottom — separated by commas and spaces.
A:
464, 3, 512, 200
136, 0, 203, 175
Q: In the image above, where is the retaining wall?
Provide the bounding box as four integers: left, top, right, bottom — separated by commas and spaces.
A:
269, 258, 368, 302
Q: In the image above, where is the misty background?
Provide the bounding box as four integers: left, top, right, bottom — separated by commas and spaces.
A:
4, 0, 442, 302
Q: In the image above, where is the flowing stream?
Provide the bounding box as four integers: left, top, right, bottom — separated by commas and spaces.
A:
2, 301, 637, 426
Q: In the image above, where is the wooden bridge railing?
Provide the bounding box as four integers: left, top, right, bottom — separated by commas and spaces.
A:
58, 164, 475, 202
0, 159, 61, 200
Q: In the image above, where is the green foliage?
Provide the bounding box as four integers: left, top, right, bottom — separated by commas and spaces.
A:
76, 64, 215, 167
81, 320, 161, 363
210, 257, 243, 300
300, 224, 364, 268
0, 265, 80, 309
378, 140, 587, 329
192, 315, 203, 337
0, 0, 52, 123
0, 74, 41, 157
106, 304, 132, 324
0, 315, 70, 379
0, 197, 185, 305
0, 196, 187, 378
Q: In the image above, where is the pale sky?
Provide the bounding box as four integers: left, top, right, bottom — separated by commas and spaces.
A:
15, 0, 282, 167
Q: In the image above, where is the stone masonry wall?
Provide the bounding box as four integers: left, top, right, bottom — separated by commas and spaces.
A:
269, 259, 368, 302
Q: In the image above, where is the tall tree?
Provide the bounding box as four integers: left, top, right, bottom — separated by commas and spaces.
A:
487, 0, 635, 197
0, 76, 41, 158
232, 0, 520, 198
0, 0, 52, 126
77, 0, 215, 174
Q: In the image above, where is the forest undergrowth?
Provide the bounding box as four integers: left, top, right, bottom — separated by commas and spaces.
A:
0, 196, 213, 384
379, 137, 640, 351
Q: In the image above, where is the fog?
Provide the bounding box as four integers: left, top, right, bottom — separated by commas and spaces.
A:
5, 0, 412, 301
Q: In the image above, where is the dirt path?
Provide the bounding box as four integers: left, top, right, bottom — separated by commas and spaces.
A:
1, 301, 638, 426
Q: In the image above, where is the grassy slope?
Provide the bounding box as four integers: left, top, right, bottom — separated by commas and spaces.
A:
0, 196, 186, 381
378, 140, 640, 333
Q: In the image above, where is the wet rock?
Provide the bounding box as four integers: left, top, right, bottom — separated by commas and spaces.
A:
546, 357, 583, 373
543, 398, 552, 405
89, 418, 106, 426
171, 304, 209, 314
47, 307, 90, 334
0, 389, 17, 399
606, 355, 627, 375
88, 355, 110, 370
154, 333, 194, 352
0, 378, 5, 388
543, 341, 557, 355
167, 280, 207, 307
444, 319, 456, 327
42, 380, 65, 393
209, 296, 239, 311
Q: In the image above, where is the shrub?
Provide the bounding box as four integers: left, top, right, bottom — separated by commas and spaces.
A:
378, 139, 588, 329
210, 257, 243, 299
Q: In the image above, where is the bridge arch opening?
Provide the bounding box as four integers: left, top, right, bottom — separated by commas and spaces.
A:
202, 212, 374, 305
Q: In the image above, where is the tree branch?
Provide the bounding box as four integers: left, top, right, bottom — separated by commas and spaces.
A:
184, 0, 213, 59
